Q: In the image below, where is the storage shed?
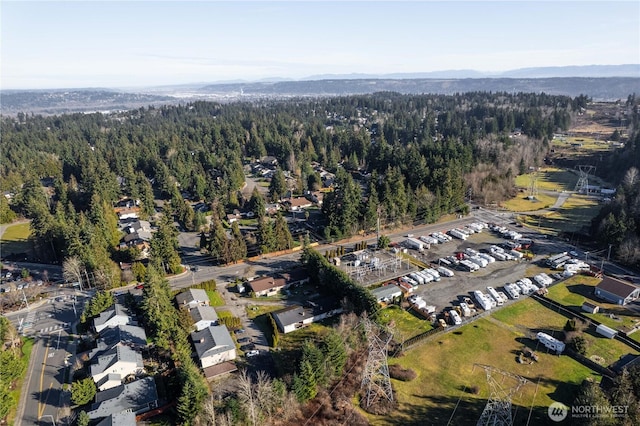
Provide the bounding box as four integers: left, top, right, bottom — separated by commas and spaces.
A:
581, 302, 600, 314
596, 324, 617, 339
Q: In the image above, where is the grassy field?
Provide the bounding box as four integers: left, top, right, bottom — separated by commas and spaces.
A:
245, 303, 284, 320
366, 288, 640, 426
0, 222, 33, 257
366, 316, 597, 426
514, 167, 578, 192
376, 305, 434, 341
552, 136, 616, 153
546, 276, 640, 340
501, 192, 556, 212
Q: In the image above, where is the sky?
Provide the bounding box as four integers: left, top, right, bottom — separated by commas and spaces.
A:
2, 1, 639, 90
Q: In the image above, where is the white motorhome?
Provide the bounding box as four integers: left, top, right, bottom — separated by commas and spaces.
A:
449, 229, 468, 240
536, 332, 565, 353
437, 266, 455, 277
449, 310, 462, 325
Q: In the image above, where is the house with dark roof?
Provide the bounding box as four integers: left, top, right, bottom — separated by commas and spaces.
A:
88, 376, 158, 420
247, 276, 287, 297
90, 345, 144, 391
272, 300, 343, 334
278, 268, 310, 287
191, 325, 236, 368
95, 410, 136, 426
594, 276, 640, 305
190, 305, 219, 331
176, 288, 210, 309
93, 304, 134, 333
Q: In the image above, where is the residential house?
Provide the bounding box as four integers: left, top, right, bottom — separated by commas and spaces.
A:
95, 410, 136, 426
88, 324, 147, 359
247, 276, 287, 297
284, 197, 312, 212
226, 212, 242, 223
594, 276, 640, 305
88, 376, 158, 420
260, 156, 278, 167
191, 325, 237, 369
90, 345, 144, 391
265, 203, 280, 215
94, 304, 134, 333
190, 305, 219, 331
278, 268, 310, 287
272, 300, 343, 334
176, 288, 210, 309
114, 206, 140, 220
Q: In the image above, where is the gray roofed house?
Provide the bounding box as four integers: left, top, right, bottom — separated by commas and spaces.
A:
176, 288, 210, 309
90, 345, 144, 391
272, 299, 343, 334
95, 410, 136, 426
88, 324, 147, 360
190, 305, 219, 331
93, 304, 133, 333
88, 376, 158, 420
191, 325, 236, 368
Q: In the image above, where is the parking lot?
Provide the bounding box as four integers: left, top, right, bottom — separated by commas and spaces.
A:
383, 225, 562, 313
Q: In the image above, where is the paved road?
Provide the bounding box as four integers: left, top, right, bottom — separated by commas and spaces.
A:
7, 290, 82, 426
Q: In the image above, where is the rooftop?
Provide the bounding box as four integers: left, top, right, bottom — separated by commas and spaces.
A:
176, 288, 210, 305
94, 304, 130, 328
272, 298, 341, 327
191, 325, 235, 359
88, 376, 157, 419
90, 345, 143, 377
248, 276, 287, 293
190, 305, 219, 323
597, 276, 639, 298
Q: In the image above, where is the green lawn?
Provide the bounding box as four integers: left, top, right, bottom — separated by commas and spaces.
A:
514, 167, 578, 192
501, 192, 557, 212
376, 305, 434, 341
0, 222, 33, 257
205, 290, 225, 306
245, 303, 284, 319
366, 317, 597, 426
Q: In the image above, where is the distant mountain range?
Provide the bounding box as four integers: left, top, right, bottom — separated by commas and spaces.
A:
1, 65, 638, 115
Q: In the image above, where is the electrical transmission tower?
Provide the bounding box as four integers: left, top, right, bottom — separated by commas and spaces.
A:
574, 165, 596, 193
527, 172, 538, 200
475, 364, 529, 426
361, 316, 394, 409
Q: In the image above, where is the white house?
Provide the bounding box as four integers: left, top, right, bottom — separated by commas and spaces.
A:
191, 325, 236, 369
93, 304, 134, 333
88, 324, 147, 360
90, 345, 144, 391
272, 300, 343, 334
190, 305, 219, 331
176, 288, 210, 309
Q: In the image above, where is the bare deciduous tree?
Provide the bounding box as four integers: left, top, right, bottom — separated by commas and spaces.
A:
623, 167, 639, 188
237, 369, 258, 426
63, 256, 83, 290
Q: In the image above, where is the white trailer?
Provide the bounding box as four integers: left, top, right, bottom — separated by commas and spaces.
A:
516, 280, 531, 295
497, 291, 509, 304
438, 258, 452, 266
533, 273, 553, 287
537, 332, 565, 353
473, 291, 493, 311
420, 235, 438, 245
489, 245, 504, 253
465, 248, 479, 257
437, 266, 455, 277
409, 273, 425, 285
449, 310, 463, 325
469, 256, 488, 268
460, 259, 479, 272
493, 251, 508, 261
448, 229, 468, 240
423, 268, 441, 281
504, 284, 520, 300
509, 250, 523, 259
416, 271, 434, 283
478, 253, 496, 263
459, 302, 472, 317
486, 286, 504, 306
404, 238, 425, 251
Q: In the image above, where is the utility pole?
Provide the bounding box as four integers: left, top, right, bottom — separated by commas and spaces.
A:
600, 244, 613, 273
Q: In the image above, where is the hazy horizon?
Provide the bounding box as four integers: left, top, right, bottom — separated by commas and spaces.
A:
2, 1, 639, 90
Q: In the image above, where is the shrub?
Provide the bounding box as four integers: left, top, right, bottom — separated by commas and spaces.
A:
388, 364, 417, 381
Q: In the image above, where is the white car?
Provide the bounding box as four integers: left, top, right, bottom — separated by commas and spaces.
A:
246, 350, 260, 357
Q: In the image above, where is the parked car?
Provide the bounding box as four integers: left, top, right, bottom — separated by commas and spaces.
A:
238, 337, 252, 344
234, 328, 245, 334
135, 284, 144, 289
246, 350, 260, 357
241, 343, 256, 351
